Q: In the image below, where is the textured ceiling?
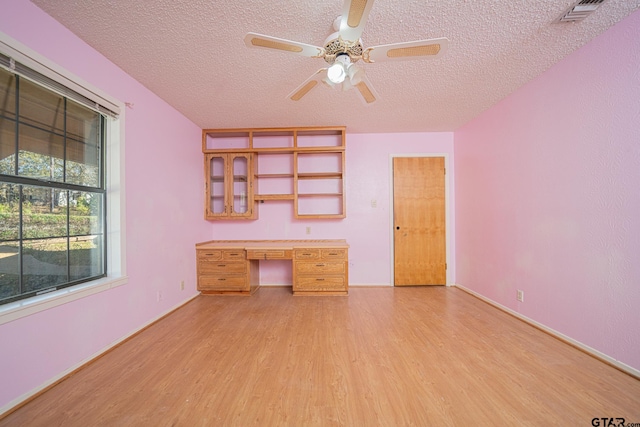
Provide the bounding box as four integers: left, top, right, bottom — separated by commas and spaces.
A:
31, 0, 640, 133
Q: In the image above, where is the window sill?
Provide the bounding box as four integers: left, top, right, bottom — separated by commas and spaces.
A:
0, 276, 128, 326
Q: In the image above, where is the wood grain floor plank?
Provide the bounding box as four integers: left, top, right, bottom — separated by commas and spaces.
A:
2, 287, 639, 426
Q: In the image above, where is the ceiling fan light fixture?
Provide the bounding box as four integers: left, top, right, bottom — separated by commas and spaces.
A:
327, 54, 351, 84
327, 63, 346, 83
245, 0, 449, 103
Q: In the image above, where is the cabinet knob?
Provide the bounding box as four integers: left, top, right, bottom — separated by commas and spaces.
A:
396, 226, 400, 230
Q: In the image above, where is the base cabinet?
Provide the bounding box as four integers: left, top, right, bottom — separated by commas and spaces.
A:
293, 248, 348, 295
196, 249, 259, 295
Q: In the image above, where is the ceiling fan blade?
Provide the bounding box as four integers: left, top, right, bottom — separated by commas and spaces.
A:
364, 37, 449, 63
287, 69, 327, 101
354, 74, 377, 105
339, 0, 375, 42
244, 33, 324, 58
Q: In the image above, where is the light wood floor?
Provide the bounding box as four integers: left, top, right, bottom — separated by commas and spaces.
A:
2, 287, 639, 426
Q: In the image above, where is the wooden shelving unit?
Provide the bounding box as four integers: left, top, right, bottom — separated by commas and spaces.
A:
203, 126, 346, 220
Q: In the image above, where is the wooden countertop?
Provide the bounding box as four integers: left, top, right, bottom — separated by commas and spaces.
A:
195, 239, 349, 250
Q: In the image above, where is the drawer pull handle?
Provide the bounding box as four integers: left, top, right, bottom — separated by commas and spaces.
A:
205, 253, 215, 256
316, 278, 325, 281
328, 252, 338, 256
218, 264, 226, 267
316, 263, 325, 267
218, 278, 226, 281
302, 253, 312, 256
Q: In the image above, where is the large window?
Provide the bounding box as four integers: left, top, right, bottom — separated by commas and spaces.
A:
0, 66, 107, 305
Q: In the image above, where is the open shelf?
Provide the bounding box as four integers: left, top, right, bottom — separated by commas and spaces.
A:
203, 131, 250, 151
255, 173, 295, 179
255, 194, 295, 201
297, 172, 343, 180
252, 131, 294, 149
297, 193, 343, 198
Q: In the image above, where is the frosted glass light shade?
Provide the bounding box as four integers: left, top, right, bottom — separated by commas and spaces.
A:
327, 55, 351, 84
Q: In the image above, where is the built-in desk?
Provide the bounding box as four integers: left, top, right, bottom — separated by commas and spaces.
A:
195, 240, 349, 296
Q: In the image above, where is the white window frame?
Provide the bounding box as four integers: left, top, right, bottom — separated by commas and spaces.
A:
0, 31, 127, 325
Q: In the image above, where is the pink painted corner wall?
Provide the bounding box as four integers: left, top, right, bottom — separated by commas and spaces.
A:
0, 0, 209, 410
455, 10, 640, 371
208, 132, 455, 287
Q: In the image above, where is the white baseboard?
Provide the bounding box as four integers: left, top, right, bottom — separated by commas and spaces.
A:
0, 294, 199, 418
454, 284, 640, 379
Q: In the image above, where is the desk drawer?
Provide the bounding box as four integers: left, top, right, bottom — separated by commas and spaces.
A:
198, 261, 246, 275
197, 250, 223, 261
246, 249, 292, 260
294, 276, 345, 292
222, 250, 246, 261
321, 249, 347, 260
295, 261, 345, 275
294, 249, 320, 260
295, 248, 347, 260
199, 275, 247, 291
197, 250, 245, 262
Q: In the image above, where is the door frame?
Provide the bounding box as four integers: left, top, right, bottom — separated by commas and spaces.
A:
389, 153, 454, 286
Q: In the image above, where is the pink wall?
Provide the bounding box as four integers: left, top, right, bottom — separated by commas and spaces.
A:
208, 132, 455, 286
455, 10, 640, 371
0, 0, 209, 409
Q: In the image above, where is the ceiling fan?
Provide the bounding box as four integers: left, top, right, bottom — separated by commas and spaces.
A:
244, 0, 448, 104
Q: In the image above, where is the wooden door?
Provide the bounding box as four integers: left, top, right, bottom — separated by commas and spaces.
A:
393, 157, 446, 286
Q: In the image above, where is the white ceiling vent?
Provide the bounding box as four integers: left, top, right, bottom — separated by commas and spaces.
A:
555, 0, 606, 23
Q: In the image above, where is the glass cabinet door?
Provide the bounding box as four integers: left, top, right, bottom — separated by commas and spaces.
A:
205, 153, 253, 220
208, 155, 227, 216
230, 154, 249, 216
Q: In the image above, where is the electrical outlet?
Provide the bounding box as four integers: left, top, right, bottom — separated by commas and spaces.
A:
306, 226, 311, 235
371, 199, 377, 208
180, 280, 185, 291
517, 290, 524, 302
